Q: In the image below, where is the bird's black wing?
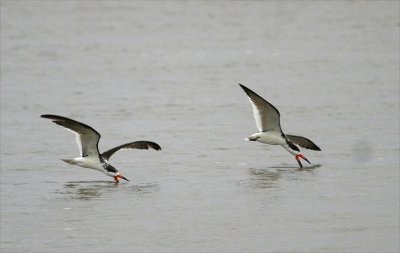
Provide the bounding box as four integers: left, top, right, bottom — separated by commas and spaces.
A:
101, 141, 161, 161
286, 134, 321, 151
239, 84, 282, 132
41, 114, 101, 157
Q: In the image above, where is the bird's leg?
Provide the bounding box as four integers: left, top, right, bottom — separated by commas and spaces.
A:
113, 176, 120, 184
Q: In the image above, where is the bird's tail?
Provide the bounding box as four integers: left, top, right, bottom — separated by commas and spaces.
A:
61, 159, 76, 165
245, 133, 260, 141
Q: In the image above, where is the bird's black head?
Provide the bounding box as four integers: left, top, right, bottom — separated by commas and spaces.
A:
105, 164, 129, 183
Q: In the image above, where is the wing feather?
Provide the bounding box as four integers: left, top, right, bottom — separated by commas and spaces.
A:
239, 84, 282, 132
286, 134, 321, 151
41, 114, 101, 157
101, 141, 161, 161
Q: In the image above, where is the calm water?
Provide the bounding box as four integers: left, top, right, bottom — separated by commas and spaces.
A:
1, 1, 399, 252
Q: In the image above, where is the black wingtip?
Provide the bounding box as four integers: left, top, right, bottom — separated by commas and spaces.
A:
41, 114, 59, 122
41, 114, 63, 120
238, 83, 247, 92
238, 83, 253, 95
151, 142, 162, 151
41, 114, 67, 125
309, 143, 321, 151
238, 83, 246, 89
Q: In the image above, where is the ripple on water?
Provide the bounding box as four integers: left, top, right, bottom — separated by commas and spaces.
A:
237, 164, 321, 189
126, 182, 160, 193
53, 181, 160, 200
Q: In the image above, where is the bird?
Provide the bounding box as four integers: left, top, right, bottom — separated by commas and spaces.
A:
238, 84, 321, 168
41, 114, 161, 183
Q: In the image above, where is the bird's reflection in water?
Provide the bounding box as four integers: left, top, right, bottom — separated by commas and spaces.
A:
246, 168, 283, 189
295, 164, 321, 171
127, 183, 160, 193
61, 181, 116, 200
56, 181, 160, 200
244, 164, 321, 189
75, 187, 102, 200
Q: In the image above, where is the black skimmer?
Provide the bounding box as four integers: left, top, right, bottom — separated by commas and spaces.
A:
238, 84, 321, 168
41, 114, 161, 183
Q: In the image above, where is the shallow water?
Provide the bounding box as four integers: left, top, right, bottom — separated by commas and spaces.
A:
1, 1, 399, 252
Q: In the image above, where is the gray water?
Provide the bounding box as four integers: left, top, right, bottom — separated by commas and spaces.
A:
1, 1, 399, 252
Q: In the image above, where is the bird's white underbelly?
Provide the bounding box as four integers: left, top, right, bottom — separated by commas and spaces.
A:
248, 131, 286, 145
72, 157, 103, 171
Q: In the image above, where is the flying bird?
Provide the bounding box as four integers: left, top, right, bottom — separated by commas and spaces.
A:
41, 114, 161, 183
238, 84, 321, 168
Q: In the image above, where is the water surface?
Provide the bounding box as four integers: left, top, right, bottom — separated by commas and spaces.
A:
1, 1, 399, 252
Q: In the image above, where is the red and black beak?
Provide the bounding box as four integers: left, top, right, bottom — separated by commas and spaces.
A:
114, 174, 130, 183
119, 175, 129, 181
295, 154, 311, 168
